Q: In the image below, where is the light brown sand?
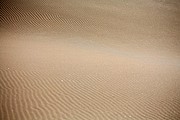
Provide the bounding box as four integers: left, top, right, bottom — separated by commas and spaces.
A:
1, 0, 180, 120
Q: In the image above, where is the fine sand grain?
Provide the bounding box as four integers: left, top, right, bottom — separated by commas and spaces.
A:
1, 0, 180, 120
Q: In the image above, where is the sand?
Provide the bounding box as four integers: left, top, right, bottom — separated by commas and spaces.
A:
1, 0, 180, 120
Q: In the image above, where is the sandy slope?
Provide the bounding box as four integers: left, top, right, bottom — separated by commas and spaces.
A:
1, 0, 180, 120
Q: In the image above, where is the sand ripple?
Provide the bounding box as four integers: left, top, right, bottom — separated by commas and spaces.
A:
1, 0, 180, 120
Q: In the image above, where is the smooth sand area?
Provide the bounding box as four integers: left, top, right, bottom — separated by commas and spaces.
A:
1, 0, 180, 120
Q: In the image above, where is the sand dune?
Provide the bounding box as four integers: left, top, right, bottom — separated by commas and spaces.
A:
1, 0, 180, 120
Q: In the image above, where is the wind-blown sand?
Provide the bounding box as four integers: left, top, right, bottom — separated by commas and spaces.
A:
1, 0, 180, 120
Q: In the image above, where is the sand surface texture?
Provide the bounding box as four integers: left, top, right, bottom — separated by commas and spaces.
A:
1, 0, 180, 120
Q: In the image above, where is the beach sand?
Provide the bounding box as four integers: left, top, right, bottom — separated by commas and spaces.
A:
1, 0, 180, 120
